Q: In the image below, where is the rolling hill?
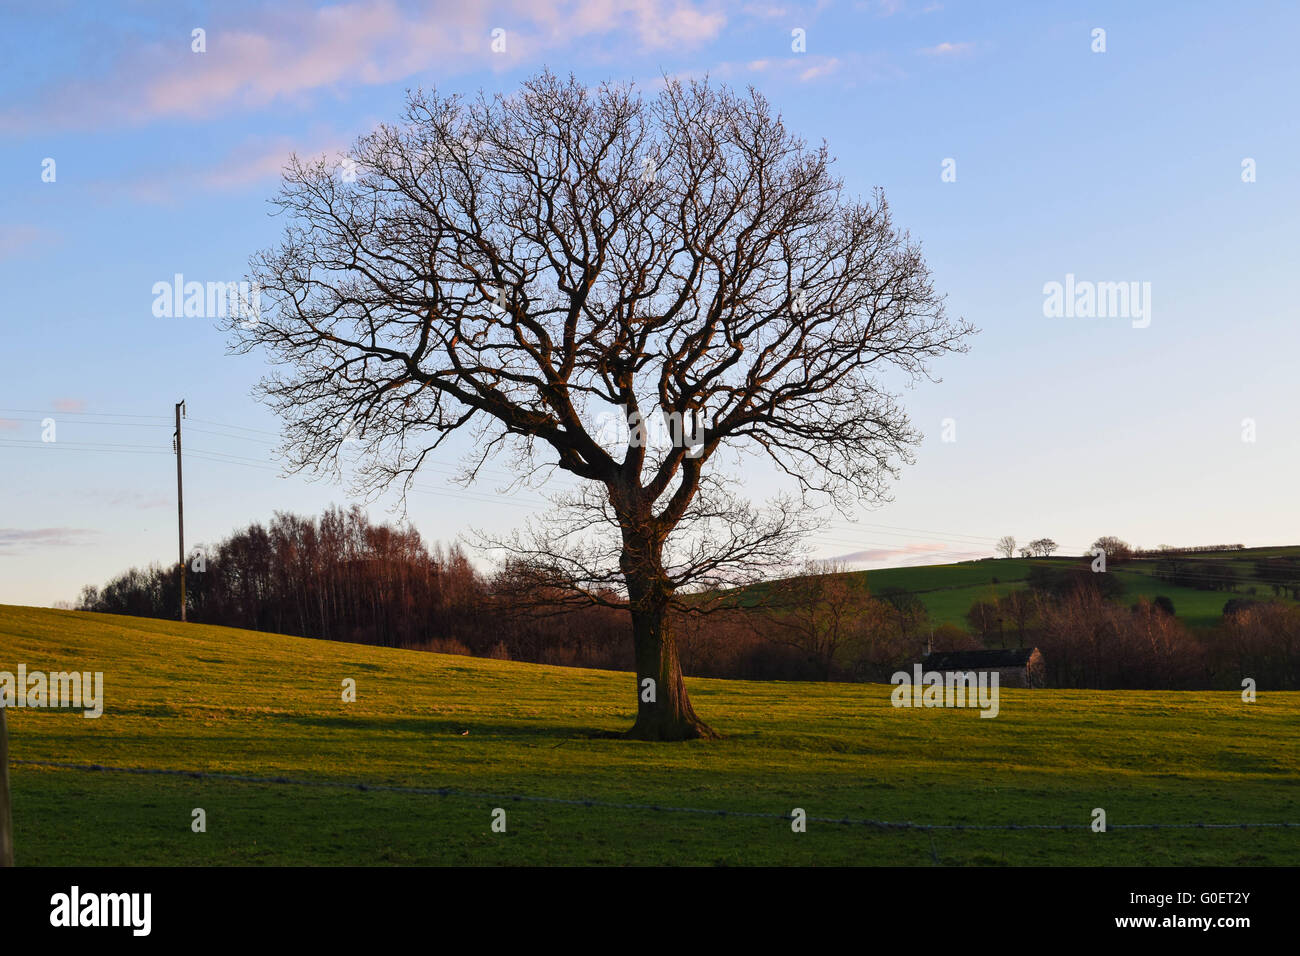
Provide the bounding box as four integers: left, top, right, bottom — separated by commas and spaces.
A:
2, 604, 1297, 865
842, 547, 1300, 631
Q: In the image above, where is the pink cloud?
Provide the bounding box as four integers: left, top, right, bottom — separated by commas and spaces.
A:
201, 135, 350, 191
0, 528, 100, 552
798, 56, 841, 82
142, 2, 431, 119
0, 225, 57, 260
52, 399, 88, 413
519, 0, 725, 50
828, 542, 986, 565
4, 0, 731, 132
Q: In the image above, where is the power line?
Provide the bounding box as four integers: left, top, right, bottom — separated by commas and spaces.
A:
184, 425, 280, 444
0, 417, 170, 429
0, 440, 172, 456
0, 408, 169, 420
0, 411, 1288, 564
0, 438, 1288, 576
186, 416, 280, 437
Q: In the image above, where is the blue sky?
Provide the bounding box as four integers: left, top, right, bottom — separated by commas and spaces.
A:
2, 0, 1298, 607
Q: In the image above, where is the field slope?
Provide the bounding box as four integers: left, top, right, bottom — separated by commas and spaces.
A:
2, 605, 1297, 865
839, 547, 1300, 631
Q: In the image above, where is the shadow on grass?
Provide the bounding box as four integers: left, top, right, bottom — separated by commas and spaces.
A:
271, 711, 619, 742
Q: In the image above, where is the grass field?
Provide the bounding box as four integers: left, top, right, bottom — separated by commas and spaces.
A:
3, 605, 1298, 866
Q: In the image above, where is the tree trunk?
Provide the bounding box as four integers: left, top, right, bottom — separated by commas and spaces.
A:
618, 510, 718, 741
621, 556, 722, 743
626, 597, 718, 740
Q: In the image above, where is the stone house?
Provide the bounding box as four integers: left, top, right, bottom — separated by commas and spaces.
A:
921, 647, 1046, 688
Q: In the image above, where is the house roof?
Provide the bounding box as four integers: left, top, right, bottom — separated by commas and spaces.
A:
923, 648, 1038, 669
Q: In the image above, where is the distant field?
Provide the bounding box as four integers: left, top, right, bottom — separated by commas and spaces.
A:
3, 605, 1297, 866
847, 548, 1300, 630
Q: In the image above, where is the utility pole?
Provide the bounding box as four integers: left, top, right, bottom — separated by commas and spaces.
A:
174, 400, 186, 622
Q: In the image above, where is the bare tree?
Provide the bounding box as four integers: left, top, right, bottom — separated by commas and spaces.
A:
997, 588, 1038, 647
1029, 537, 1059, 558
995, 535, 1016, 559
1090, 535, 1132, 563
231, 72, 972, 739
965, 598, 1000, 644
764, 560, 879, 680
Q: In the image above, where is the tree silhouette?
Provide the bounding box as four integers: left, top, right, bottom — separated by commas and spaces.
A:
231, 71, 972, 739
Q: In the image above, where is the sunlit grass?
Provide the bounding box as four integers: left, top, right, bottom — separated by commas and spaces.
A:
3, 605, 1297, 865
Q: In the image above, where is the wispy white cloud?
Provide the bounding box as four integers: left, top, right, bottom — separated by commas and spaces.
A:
677, 52, 890, 87
88, 131, 349, 204
853, 0, 927, 15
797, 56, 841, 82
201, 135, 351, 191
526, 0, 726, 50
919, 40, 974, 57
0, 528, 100, 553
741, 2, 789, 18
746, 55, 842, 80
86, 490, 174, 510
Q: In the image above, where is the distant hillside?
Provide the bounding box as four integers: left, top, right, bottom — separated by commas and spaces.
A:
760, 546, 1300, 632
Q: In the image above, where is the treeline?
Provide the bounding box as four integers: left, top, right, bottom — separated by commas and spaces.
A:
962, 564, 1300, 690
1150, 555, 1300, 598
76, 507, 634, 669
72, 512, 969, 683
1151, 557, 1241, 593
999, 534, 1249, 562
1132, 543, 1245, 557
81, 507, 480, 648
1037, 594, 1297, 691
1250, 557, 1300, 598
75, 509, 1300, 689
678, 572, 978, 683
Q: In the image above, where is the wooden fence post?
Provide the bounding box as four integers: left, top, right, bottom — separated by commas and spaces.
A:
0, 708, 13, 866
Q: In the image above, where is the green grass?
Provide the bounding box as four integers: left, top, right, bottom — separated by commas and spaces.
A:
3, 605, 1298, 865
862, 558, 1039, 594
1106, 569, 1239, 629
840, 548, 1300, 630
